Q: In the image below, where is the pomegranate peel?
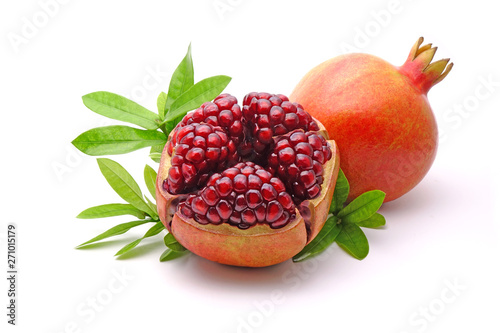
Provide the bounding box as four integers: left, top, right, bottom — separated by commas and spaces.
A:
290, 37, 453, 202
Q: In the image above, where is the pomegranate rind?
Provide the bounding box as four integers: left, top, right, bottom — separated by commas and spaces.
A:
304, 139, 339, 243
171, 211, 307, 267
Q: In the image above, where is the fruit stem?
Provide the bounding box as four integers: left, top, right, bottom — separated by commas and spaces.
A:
399, 37, 454, 94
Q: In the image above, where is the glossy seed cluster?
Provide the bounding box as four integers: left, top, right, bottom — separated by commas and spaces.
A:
177, 94, 245, 145
164, 92, 330, 229
267, 130, 332, 202
178, 162, 296, 229
239, 92, 320, 161
163, 123, 238, 194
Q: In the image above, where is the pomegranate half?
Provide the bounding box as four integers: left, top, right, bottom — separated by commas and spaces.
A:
290, 37, 453, 202
156, 93, 340, 267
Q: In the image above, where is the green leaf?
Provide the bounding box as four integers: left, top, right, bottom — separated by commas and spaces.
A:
97, 158, 156, 217
76, 220, 152, 248
76, 203, 146, 219
144, 196, 158, 219
164, 44, 194, 116
72, 125, 166, 156
157, 92, 168, 119
293, 216, 342, 262
149, 144, 165, 163
159, 248, 189, 262
164, 233, 186, 252
115, 222, 165, 256
164, 75, 232, 123
338, 190, 385, 223
357, 213, 386, 228
330, 168, 350, 214
82, 92, 160, 130
144, 165, 158, 200
335, 222, 369, 260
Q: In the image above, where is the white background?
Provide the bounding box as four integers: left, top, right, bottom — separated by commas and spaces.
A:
1, 0, 499, 332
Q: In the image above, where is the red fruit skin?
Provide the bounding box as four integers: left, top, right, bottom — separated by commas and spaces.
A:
290, 40, 452, 202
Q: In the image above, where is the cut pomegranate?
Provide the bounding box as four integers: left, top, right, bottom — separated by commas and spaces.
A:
156, 92, 340, 267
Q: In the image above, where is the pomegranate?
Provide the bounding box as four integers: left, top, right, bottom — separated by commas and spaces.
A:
290, 37, 453, 202
156, 93, 340, 267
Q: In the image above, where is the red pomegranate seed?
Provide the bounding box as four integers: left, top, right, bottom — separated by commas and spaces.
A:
191, 196, 209, 215
185, 148, 205, 164
246, 189, 263, 209
201, 186, 219, 206
270, 177, 286, 193
266, 200, 283, 223
278, 147, 295, 165
248, 174, 263, 189
241, 208, 257, 226
235, 194, 247, 212
278, 192, 293, 210
296, 154, 313, 170
215, 177, 233, 197
300, 170, 316, 189
261, 183, 277, 201
216, 200, 232, 220
207, 207, 222, 224
233, 174, 248, 193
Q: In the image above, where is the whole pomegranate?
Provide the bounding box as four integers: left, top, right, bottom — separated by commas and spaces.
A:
290, 37, 453, 202
156, 93, 339, 267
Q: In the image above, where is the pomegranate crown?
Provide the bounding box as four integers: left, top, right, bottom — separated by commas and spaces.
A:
400, 37, 454, 94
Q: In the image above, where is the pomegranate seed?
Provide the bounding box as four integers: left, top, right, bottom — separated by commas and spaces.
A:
270, 177, 286, 193
185, 148, 205, 164
261, 183, 277, 201
218, 110, 234, 127
296, 154, 313, 170
241, 208, 257, 226
207, 207, 222, 224
195, 124, 212, 137
194, 214, 209, 225
201, 186, 219, 206
246, 189, 263, 209
266, 200, 283, 223
295, 142, 313, 156
278, 192, 293, 210
191, 196, 209, 215
278, 147, 295, 165
168, 167, 183, 184
181, 163, 197, 183
284, 113, 299, 130
235, 194, 247, 212
255, 203, 267, 222
290, 131, 307, 145
307, 184, 321, 198
215, 177, 233, 197
300, 170, 316, 189
271, 211, 290, 229
233, 174, 248, 193
269, 106, 285, 125
216, 200, 232, 220
248, 174, 263, 189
